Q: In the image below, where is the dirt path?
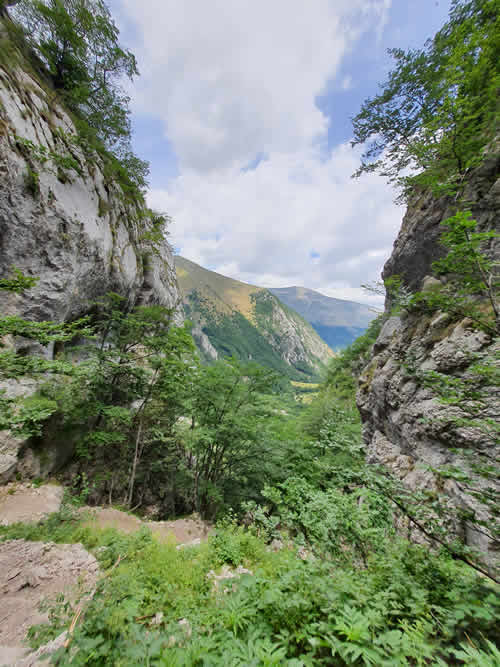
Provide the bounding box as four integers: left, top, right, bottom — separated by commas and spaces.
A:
0, 484, 64, 526
0, 483, 213, 545
86, 507, 213, 545
0, 485, 212, 664
0, 539, 99, 666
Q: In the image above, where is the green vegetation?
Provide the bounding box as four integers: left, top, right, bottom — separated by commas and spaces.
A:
176, 257, 331, 381
352, 0, 499, 200
12, 0, 137, 152
408, 211, 499, 334
4, 0, 150, 200
0, 0, 499, 663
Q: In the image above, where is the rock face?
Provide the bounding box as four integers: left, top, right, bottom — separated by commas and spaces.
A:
269, 286, 376, 350
0, 539, 99, 661
357, 149, 500, 564
0, 29, 181, 479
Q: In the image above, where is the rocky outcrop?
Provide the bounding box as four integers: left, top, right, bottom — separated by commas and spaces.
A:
0, 29, 181, 479
255, 290, 334, 373
0, 63, 179, 327
357, 149, 500, 563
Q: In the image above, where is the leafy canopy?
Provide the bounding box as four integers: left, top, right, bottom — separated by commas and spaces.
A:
352, 0, 500, 199
11, 0, 139, 153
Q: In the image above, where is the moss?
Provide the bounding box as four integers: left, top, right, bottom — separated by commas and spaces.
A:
98, 196, 111, 218
24, 166, 40, 196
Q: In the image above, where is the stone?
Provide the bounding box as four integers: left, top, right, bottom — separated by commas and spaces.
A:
358, 143, 500, 566
0, 61, 182, 479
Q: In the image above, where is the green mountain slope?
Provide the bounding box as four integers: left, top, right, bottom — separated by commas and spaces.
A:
175, 257, 334, 380
268, 286, 377, 350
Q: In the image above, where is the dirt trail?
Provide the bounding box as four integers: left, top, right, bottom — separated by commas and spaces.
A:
0, 484, 212, 664
0, 484, 64, 526
85, 506, 213, 544
0, 539, 99, 666
0, 483, 213, 544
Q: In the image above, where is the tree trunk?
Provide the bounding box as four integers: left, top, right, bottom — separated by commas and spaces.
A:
127, 418, 143, 509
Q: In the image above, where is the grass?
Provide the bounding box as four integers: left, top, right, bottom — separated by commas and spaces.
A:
0, 507, 291, 660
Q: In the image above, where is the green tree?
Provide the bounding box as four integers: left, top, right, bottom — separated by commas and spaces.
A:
11, 0, 138, 151
410, 211, 500, 333
52, 293, 196, 509
185, 358, 280, 518
352, 0, 500, 199
0, 269, 91, 438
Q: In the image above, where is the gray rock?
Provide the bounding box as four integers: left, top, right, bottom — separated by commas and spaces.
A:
358, 144, 500, 567
0, 61, 182, 478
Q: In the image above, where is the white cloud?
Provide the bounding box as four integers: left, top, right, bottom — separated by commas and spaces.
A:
115, 0, 401, 303
120, 0, 391, 172
149, 141, 402, 303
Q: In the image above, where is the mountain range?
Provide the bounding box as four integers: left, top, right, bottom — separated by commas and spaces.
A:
268, 286, 376, 350
175, 256, 334, 380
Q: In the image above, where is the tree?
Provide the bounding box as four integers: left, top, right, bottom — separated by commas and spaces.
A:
11, 0, 138, 151
352, 0, 500, 200
410, 211, 500, 334
185, 358, 280, 518
52, 293, 196, 509
0, 269, 91, 438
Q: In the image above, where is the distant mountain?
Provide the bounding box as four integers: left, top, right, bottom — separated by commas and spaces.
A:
268, 286, 377, 350
175, 257, 334, 380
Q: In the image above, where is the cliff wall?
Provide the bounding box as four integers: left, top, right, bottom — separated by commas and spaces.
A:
357, 148, 499, 561
0, 25, 181, 479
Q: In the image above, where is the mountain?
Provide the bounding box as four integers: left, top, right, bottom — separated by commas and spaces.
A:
175, 257, 334, 380
268, 287, 377, 350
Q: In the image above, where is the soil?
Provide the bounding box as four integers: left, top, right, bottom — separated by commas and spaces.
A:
0, 485, 212, 665
85, 506, 213, 544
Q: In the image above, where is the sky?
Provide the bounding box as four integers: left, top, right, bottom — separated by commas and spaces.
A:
109, 0, 451, 307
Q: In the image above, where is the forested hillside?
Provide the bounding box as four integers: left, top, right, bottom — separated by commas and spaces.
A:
0, 0, 498, 665
269, 286, 376, 350
176, 256, 334, 380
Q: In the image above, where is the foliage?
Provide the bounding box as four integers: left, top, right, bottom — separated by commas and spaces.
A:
0, 267, 38, 293
184, 357, 282, 518
5, 1, 150, 199
189, 289, 317, 381
11, 0, 137, 151
352, 0, 500, 200
0, 269, 90, 437
45, 293, 196, 511
325, 315, 384, 392
408, 211, 499, 333
15, 134, 82, 175
1, 504, 498, 665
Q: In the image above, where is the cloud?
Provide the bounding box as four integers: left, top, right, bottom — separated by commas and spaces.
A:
149, 141, 402, 306
114, 0, 400, 305
120, 0, 391, 172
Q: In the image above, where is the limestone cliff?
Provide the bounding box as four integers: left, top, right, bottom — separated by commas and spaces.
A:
0, 23, 181, 479
357, 148, 499, 562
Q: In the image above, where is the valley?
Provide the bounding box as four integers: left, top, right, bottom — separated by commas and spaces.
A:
0, 0, 498, 665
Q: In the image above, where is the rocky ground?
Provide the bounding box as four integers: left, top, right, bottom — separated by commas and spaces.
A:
0, 483, 213, 665
86, 506, 212, 545
0, 484, 64, 527
0, 540, 99, 666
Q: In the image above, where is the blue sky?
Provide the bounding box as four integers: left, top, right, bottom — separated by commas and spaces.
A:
110, 0, 451, 306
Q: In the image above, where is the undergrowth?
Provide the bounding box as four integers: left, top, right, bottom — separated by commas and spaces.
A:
1, 508, 498, 665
